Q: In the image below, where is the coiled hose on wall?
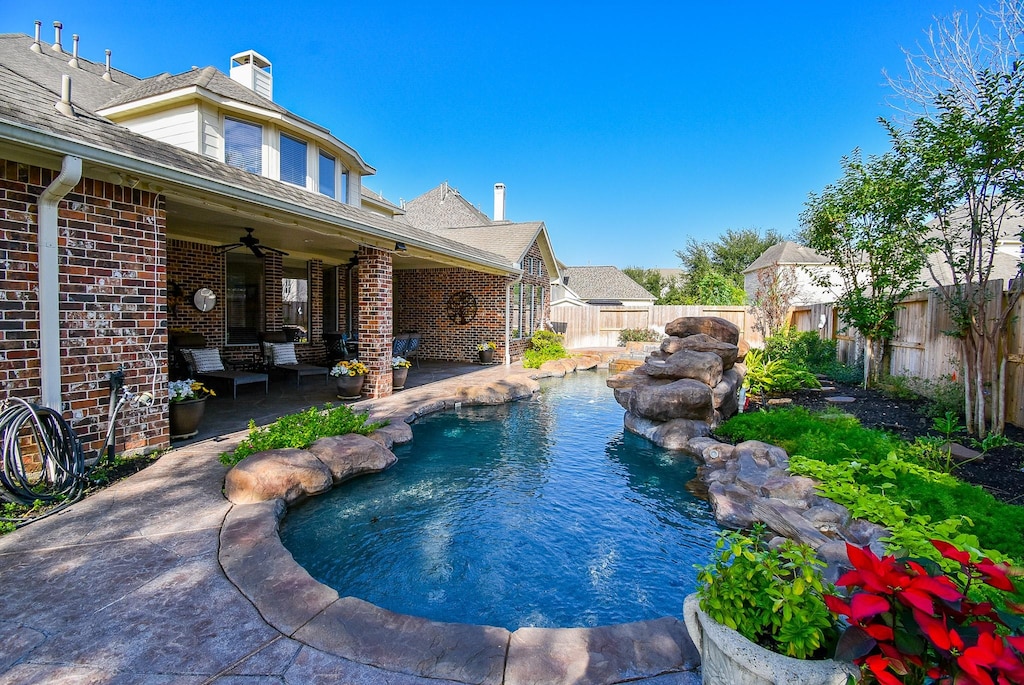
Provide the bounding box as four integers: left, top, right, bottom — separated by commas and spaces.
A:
0, 398, 87, 526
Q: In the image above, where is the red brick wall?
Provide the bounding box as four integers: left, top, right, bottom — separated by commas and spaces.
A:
0, 159, 167, 458
357, 246, 392, 397
393, 239, 551, 362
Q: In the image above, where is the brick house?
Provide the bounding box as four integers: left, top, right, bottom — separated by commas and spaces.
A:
0, 23, 560, 459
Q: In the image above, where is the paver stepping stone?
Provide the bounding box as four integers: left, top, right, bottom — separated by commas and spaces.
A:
825, 396, 856, 403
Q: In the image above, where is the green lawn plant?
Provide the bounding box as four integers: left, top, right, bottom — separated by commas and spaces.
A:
522, 330, 569, 368
716, 408, 1024, 571
696, 525, 836, 659
220, 403, 385, 466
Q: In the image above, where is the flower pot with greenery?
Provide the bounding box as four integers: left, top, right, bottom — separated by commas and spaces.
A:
684, 526, 859, 685
825, 540, 1024, 685
331, 359, 368, 399
392, 356, 412, 389
168, 379, 215, 440
477, 341, 496, 364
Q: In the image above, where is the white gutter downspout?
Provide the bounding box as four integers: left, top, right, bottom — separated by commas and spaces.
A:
38, 155, 82, 409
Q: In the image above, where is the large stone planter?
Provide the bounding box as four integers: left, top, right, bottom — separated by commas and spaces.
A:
682, 594, 858, 685
335, 373, 365, 399
169, 397, 206, 440
392, 366, 409, 390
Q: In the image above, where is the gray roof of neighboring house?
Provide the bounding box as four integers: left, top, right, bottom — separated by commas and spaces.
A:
743, 241, 830, 273
922, 250, 1021, 288
0, 38, 514, 273
399, 182, 495, 229
926, 200, 1024, 244
562, 266, 656, 302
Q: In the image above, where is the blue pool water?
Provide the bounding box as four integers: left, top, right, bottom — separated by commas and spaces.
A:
279, 371, 720, 630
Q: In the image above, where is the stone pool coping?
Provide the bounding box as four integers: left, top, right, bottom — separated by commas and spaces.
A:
218, 352, 702, 685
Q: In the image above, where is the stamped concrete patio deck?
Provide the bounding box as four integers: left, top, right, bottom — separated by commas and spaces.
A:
0, 359, 701, 684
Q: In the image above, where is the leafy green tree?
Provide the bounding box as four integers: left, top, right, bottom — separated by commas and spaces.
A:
890, 67, 1024, 436
676, 227, 786, 290
622, 266, 688, 304
802, 150, 926, 387
681, 267, 747, 305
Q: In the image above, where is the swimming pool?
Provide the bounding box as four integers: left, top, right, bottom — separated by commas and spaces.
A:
279, 371, 720, 630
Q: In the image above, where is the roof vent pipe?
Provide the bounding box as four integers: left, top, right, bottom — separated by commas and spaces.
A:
30, 20, 41, 53
68, 34, 80, 68
103, 49, 112, 81
51, 21, 63, 53
494, 182, 506, 222
55, 74, 75, 117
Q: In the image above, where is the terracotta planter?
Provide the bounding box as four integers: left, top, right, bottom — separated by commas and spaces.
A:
169, 397, 207, 440
682, 594, 858, 685
392, 366, 409, 390
478, 348, 494, 364
335, 373, 365, 399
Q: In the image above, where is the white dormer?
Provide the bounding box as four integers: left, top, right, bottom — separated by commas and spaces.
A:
230, 50, 272, 101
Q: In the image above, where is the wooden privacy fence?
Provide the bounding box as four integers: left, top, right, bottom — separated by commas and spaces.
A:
550, 304, 762, 349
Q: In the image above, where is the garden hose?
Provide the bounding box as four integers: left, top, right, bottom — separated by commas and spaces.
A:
0, 397, 87, 526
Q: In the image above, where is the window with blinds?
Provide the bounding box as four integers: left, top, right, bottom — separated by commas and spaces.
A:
226, 252, 263, 344
224, 117, 262, 174
280, 134, 307, 187
319, 151, 335, 198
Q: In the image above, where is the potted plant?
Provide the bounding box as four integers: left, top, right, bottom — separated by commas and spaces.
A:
331, 359, 368, 399
825, 540, 1024, 685
168, 379, 215, 440
477, 341, 497, 364
392, 356, 412, 390
683, 526, 858, 684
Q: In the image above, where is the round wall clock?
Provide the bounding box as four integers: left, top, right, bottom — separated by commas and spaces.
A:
193, 287, 216, 312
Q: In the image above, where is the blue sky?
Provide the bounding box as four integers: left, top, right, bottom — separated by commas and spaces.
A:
8, 1, 969, 267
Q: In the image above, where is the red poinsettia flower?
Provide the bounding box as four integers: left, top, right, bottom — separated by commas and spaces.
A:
932, 539, 972, 565
975, 560, 1015, 592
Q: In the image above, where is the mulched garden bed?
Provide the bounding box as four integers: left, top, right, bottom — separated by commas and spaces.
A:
757, 382, 1024, 506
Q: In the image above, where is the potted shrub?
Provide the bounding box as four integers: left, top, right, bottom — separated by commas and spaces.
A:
392, 356, 412, 390
331, 359, 368, 399
477, 341, 496, 364
684, 526, 859, 684
825, 540, 1024, 685
168, 379, 215, 440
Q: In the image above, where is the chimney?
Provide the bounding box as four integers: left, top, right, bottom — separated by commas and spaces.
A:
494, 183, 506, 222
51, 21, 63, 53
30, 21, 41, 53
103, 49, 112, 81
68, 34, 80, 68
229, 50, 273, 100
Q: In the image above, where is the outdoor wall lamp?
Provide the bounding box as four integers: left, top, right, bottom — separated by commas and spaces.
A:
395, 242, 407, 252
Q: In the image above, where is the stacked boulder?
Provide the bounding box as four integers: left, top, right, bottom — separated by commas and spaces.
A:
607, 316, 747, 450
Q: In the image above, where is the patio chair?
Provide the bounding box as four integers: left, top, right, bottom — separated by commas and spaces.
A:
259, 332, 329, 388
405, 333, 422, 368
177, 340, 268, 399
392, 334, 411, 358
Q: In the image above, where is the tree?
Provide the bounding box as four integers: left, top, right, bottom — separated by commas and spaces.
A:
622, 266, 688, 304
890, 67, 1024, 436
675, 228, 786, 290
801, 150, 926, 387
682, 268, 748, 305
749, 264, 799, 340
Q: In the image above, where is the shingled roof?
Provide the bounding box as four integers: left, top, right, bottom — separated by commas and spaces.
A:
743, 241, 829, 273
399, 182, 494, 229
562, 266, 655, 303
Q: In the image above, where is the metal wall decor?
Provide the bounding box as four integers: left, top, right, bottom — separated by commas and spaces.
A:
444, 291, 478, 324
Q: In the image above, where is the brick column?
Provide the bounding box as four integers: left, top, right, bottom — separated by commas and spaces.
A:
357, 245, 392, 398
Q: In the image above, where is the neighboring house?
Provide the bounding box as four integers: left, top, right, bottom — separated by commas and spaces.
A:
0, 22, 559, 458
742, 241, 841, 306
553, 266, 657, 307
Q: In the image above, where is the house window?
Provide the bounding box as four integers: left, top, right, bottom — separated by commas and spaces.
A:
224, 117, 262, 174
341, 168, 349, 204
319, 151, 335, 198
280, 133, 307, 187
226, 252, 263, 344
282, 262, 309, 342
511, 283, 522, 338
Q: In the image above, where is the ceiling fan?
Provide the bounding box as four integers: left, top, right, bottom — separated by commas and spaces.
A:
216, 228, 288, 258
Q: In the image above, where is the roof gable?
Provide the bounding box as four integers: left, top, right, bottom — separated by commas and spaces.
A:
562, 266, 656, 302
401, 182, 494, 230
743, 241, 829, 273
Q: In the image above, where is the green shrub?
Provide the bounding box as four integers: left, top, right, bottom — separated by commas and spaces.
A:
617, 327, 662, 345
742, 348, 820, 396
764, 328, 836, 372
523, 330, 569, 368
220, 403, 385, 467
696, 525, 836, 659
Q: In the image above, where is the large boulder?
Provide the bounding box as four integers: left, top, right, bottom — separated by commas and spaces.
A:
623, 413, 711, 450
224, 448, 333, 505
306, 433, 398, 484
664, 316, 740, 346
641, 349, 724, 387
712, 368, 744, 418
630, 379, 713, 422
660, 334, 739, 369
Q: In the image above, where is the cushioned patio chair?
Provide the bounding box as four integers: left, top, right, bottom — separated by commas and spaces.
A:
405, 333, 422, 368
178, 344, 268, 399
259, 332, 330, 388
